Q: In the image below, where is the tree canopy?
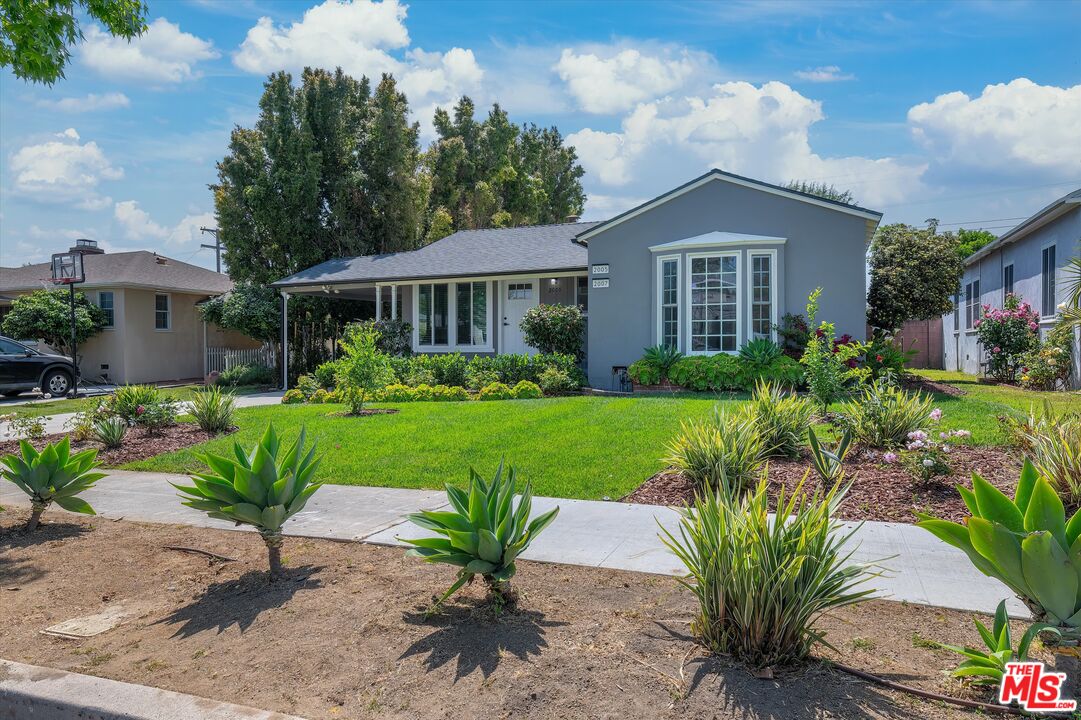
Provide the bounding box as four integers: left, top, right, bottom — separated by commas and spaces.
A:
783, 180, 857, 206
0, 0, 147, 84
950, 227, 997, 259
198, 283, 281, 344
0, 289, 107, 356
867, 221, 964, 331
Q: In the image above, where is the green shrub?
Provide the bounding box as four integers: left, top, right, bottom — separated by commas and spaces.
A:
537, 366, 576, 394
282, 388, 305, 404
134, 399, 179, 435
627, 358, 662, 385
429, 353, 469, 387
308, 388, 330, 404
738, 338, 782, 366
800, 289, 864, 411
1, 437, 105, 531
400, 356, 437, 386
313, 359, 343, 389
190, 386, 236, 434
807, 428, 852, 485
511, 380, 543, 399
628, 344, 684, 384
1024, 415, 1081, 506
337, 325, 395, 415
295, 374, 320, 400
173, 425, 322, 581
861, 334, 915, 381
92, 416, 127, 449
837, 381, 933, 448
412, 383, 435, 401
1019, 325, 1073, 391
917, 460, 1081, 639
478, 382, 514, 401
466, 364, 500, 391
378, 384, 416, 402
433, 385, 468, 401
668, 354, 744, 391
775, 312, 810, 356
665, 406, 765, 496
217, 363, 275, 387
403, 462, 559, 610
660, 476, 875, 669
519, 304, 585, 358
749, 355, 804, 388
108, 384, 160, 422
489, 354, 534, 385
748, 380, 814, 458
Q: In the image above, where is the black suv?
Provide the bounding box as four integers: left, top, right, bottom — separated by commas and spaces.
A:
0, 336, 78, 397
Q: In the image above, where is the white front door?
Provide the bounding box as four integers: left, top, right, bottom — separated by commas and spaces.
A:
501, 279, 538, 355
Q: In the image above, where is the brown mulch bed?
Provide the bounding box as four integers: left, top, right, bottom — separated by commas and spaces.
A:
624, 446, 1024, 524
0, 423, 228, 466
327, 408, 399, 417
901, 375, 966, 397
4, 511, 1075, 719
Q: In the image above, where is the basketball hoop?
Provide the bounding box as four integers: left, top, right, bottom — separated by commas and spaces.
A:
50, 251, 85, 399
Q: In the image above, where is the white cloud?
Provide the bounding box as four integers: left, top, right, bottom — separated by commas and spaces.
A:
908, 78, 1081, 179
794, 65, 855, 83
114, 200, 214, 248
37, 92, 131, 113
9, 128, 123, 210
554, 46, 708, 114
80, 18, 219, 83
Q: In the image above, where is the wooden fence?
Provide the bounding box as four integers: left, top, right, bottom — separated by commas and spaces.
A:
206, 344, 277, 374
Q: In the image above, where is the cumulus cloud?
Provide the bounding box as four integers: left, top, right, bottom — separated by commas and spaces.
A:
114, 200, 214, 248
9, 128, 123, 210
794, 66, 855, 83
37, 92, 131, 113
554, 46, 708, 114
908, 78, 1081, 180
80, 18, 219, 83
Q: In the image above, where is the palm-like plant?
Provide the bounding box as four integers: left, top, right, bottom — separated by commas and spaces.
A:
172, 425, 322, 581
1, 437, 104, 531
402, 462, 559, 612
937, 600, 1062, 686
1055, 256, 1081, 331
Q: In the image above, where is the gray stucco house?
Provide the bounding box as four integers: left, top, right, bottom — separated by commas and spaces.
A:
273, 169, 883, 389
943, 189, 1081, 388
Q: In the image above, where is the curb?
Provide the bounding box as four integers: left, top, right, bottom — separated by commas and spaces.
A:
0, 659, 306, 720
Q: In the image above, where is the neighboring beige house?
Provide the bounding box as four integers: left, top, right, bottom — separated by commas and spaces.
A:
0, 240, 262, 385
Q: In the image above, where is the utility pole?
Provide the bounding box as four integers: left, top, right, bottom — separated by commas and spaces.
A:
199, 227, 223, 273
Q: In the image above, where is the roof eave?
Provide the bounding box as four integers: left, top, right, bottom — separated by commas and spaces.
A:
272, 264, 589, 289
964, 196, 1081, 267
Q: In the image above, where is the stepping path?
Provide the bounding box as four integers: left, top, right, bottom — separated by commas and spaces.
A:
0, 391, 285, 436
0, 469, 1026, 618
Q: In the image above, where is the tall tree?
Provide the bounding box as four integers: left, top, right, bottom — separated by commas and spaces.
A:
363, 74, 423, 253
950, 227, 997, 259
0, 0, 147, 84
867, 221, 964, 332
784, 180, 856, 205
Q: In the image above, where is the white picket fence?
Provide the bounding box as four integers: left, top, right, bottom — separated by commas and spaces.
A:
206, 344, 277, 374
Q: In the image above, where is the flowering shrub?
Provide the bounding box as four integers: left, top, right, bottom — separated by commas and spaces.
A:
974, 294, 1039, 382
1018, 325, 1073, 391
799, 289, 865, 411
884, 409, 971, 482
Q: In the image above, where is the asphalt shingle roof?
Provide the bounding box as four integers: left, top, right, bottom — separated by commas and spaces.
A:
272, 221, 600, 287
0, 251, 233, 295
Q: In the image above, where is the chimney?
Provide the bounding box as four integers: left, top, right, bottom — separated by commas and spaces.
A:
565, 214, 581, 223
155, 255, 168, 265
69, 238, 104, 255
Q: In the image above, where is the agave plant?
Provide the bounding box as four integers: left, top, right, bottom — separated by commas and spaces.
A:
0, 437, 105, 531
917, 460, 1081, 640
172, 425, 321, 581
807, 427, 852, 485
642, 343, 685, 380
402, 462, 559, 612
937, 599, 1062, 686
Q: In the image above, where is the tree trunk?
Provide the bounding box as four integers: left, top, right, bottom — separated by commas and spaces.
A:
25, 501, 47, 532
262, 531, 284, 581
484, 576, 517, 607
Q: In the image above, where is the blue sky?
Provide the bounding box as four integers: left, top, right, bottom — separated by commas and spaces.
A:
2, 0, 1079, 271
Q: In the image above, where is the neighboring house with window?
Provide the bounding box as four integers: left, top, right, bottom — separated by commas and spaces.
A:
273, 169, 882, 389
0, 241, 260, 385
943, 188, 1081, 387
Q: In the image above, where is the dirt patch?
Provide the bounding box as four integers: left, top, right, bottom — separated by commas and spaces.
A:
625, 446, 1023, 524
4, 512, 1072, 719
0, 423, 228, 466
902, 375, 967, 398
327, 408, 400, 417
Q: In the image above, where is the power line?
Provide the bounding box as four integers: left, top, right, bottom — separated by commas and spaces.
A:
878, 180, 1081, 209
933, 216, 1027, 226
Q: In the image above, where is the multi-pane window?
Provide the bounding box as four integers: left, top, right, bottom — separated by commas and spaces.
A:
690, 254, 737, 352
98, 291, 114, 328
575, 275, 589, 315
1003, 264, 1014, 297
750, 254, 772, 339
953, 292, 960, 331
418, 283, 449, 345
455, 281, 488, 346
154, 293, 170, 330
660, 258, 679, 348
507, 283, 532, 300
1041, 245, 1056, 317
964, 280, 980, 330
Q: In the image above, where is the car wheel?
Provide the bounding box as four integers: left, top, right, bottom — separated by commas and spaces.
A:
42, 369, 72, 396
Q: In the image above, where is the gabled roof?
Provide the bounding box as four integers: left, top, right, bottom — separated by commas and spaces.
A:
0, 251, 233, 295
964, 188, 1081, 266
272, 221, 600, 288
575, 168, 883, 243
648, 231, 786, 252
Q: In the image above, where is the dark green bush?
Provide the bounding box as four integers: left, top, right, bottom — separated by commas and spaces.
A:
519, 304, 585, 358
314, 359, 344, 389
668, 355, 744, 391
217, 363, 275, 387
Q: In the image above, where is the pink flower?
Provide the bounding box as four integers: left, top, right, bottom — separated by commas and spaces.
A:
993, 346, 1001, 353
1029, 322, 1038, 331
883, 452, 898, 464
136, 405, 146, 415
907, 430, 928, 441
929, 408, 942, 421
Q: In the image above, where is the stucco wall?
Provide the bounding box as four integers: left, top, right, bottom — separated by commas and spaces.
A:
943, 206, 1081, 387
121, 289, 207, 383
584, 178, 871, 389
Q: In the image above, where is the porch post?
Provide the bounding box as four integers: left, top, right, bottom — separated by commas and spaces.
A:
375, 284, 382, 321
391, 284, 397, 320
281, 291, 290, 390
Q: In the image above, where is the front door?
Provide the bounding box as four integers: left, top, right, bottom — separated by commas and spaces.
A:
501, 280, 538, 355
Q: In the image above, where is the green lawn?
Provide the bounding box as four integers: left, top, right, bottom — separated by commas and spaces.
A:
125, 395, 723, 500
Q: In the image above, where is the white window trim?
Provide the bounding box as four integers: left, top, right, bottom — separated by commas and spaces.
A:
747, 249, 778, 342
97, 290, 115, 330
574, 274, 588, 316
1002, 263, 1014, 298
655, 254, 681, 350
411, 280, 494, 353
154, 292, 171, 332
685, 250, 741, 356
964, 280, 980, 333
1040, 242, 1057, 319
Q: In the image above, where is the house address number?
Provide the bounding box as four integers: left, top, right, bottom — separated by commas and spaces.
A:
592, 278, 610, 289
591, 264, 609, 275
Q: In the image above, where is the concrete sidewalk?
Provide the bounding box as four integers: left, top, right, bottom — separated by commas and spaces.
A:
0, 469, 1024, 618
1, 392, 284, 436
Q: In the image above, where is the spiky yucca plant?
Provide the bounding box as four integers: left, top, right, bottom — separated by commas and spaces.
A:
402, 462, 559, 611
172, 425, 321, 580
665, 405, 765, 496
1, 437, 104, 531
748, 380, 815, 458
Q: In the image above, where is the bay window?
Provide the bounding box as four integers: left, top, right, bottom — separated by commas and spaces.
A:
749, 252, 774, 339
658, 256, 679, 348
689, 253, 738, 352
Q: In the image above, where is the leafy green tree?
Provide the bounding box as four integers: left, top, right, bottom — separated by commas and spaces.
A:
0, 289, 106, 356
519, 304, 585, 358
425, 206, 454, 243
867, 221, 964, 332
198, 283, 280, 344
363, 74, 423, 253
337, 325, 395, 415
951, 227, 997, 259
0, 0, 147, 84
783, 180, 856, 205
